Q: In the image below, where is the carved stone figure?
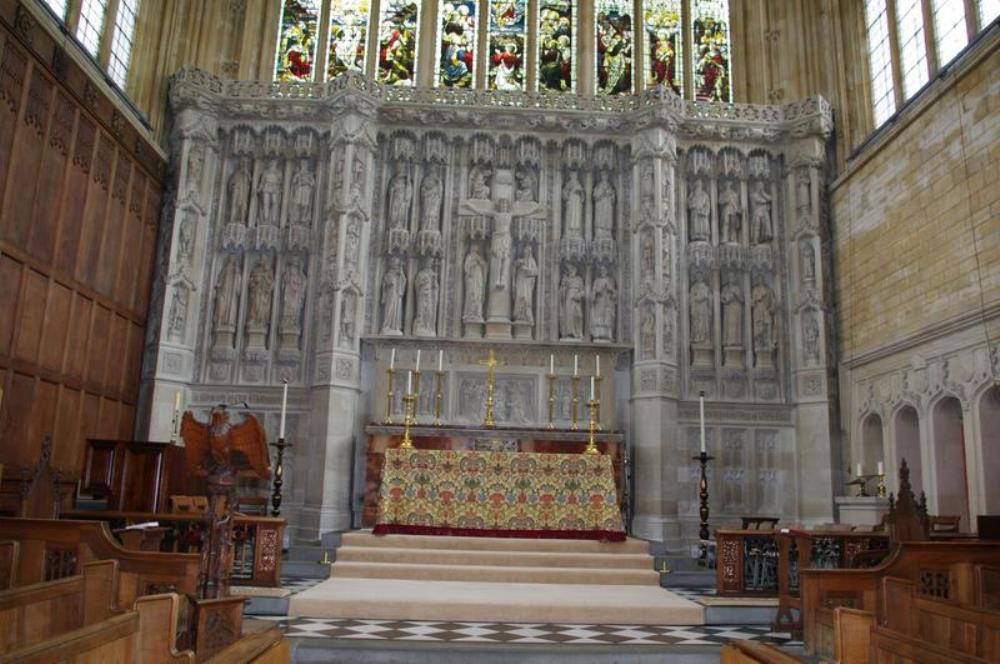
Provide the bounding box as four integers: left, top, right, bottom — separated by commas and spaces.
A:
512, 245, 538, 324
719, 181, 742, 243
469, 165, 491, 199
800, 238, 816, 283
688, 179, 711, 242
752, 283, 776, 350
291, 161, 315, 225
168, 283, 189, 338
593, 171, 616, 239
257, 160, 283, 226
463, 244, 488, 322
720, 282, 744, 347
559, 263, 585, 340
640, 163, 654, 201
339, 288, 357, 346
280, 256, 307, 328
490, 211, 513, 289
380, 256, 406, 334
751, 181, 773, 243
413, 259, 438, 336
804, 311, 820, 363
690, 280, 712, 345
562, 171, 584, 240
178, 213, 195, 258
247, 258, 274, 328
796, 167, 811, 214
590, 265, 617, 342
227, 158, 252, 225
419, 166, 443, 232
344, 219, 361, 270
187, 144, 204, 192
213, 255, 241, 331
387, 168, 412, 229
350, 154, 366, 198
515, 170, 536, 202
641, 304, 656, 356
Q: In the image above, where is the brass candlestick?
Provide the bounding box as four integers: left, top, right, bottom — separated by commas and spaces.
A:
384, 367, 396, 424
546, 374, 557, 429
400, 393, 416, 449
479, 349, 502, 428
269, 437, 293, 517
585, 399, 600, 454
433, 370, 445, 426
877, 473, 887, 498
570, 375, 581, 430
693, 452, 715, 566
594, 375, 603, 431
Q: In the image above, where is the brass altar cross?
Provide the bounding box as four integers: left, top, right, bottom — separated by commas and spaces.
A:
478, 349, 504, 428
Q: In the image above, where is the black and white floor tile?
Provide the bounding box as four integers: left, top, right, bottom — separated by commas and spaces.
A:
259, 617, 802, 647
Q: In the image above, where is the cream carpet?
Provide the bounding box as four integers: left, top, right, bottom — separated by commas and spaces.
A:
289, 531, 704, 625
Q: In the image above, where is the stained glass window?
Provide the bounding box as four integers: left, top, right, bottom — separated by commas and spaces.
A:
41, 0, 68, 18
77, 0, 108, 57
108, 0, 139, 87
274, 0, 320, 81
644, 0, 682, 94
438, 0, 477, 87
865, 0, 895, 126
378, 0, 419, 86
896, 0, 929, 98
931, 0, 967, 66
327, 0, 370, 78
537, 0, 575, 92
691, 0, 731, 102
595, 0, 633, 95
979, 0, 1000, 28
487, 0, 527, 91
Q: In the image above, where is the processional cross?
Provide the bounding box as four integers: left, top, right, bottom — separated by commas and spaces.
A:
477, 349, 504, 428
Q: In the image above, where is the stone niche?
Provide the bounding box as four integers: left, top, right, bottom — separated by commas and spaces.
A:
144, 67, 836, 547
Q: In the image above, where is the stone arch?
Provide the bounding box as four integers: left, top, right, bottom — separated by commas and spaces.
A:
861, 412, 885, 477
892, 403, 923, 495
978, 385, 1000, 514
932, 395, 969, 528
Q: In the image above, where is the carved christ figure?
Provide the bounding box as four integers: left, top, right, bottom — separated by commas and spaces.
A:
227, 158, 252, 225
413, 260, 438, 336
719, 181, 742, 244
593, 172, 616, 239
688, 179, 711, 242
562, 171, 585, 240
213, 255, 241, 331
388, 169, 412, 229
559, 263, 585, 339
689, 280, 712, 345
419, 166, 443, 232
751, 181, 773, 243
380, 257, 406, 334
257, 160, 283, 226
463, 244, 488, 322
246, 258, 274, 328
720, 282, 744, 347
512, 245, 538, 324
490, 212, 513, 289
590, 265, 617, 341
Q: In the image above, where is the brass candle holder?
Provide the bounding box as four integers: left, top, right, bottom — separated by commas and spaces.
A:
877, 473, 887, 498
479, 349, 501, 428
585, 398, 600, 454
433, 370, 445, 426
594, 375, 603, 431
570, 375, 581, 430
384, 367, 396, 424
546, 373, 557, 429
400, 392, 416, 449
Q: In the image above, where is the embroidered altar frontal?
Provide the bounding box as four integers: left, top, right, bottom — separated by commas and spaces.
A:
374, 448, 626, 541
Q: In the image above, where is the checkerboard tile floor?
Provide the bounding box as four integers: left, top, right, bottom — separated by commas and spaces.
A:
281, 575, 325, 594
665, 585, 717, 601
257, 617, 801, 647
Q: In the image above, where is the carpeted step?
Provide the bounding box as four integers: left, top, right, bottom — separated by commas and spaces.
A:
335, 545, 652, 569
330, 560, 660, 585
289, 577, 705, 625
343, 530, 649, 554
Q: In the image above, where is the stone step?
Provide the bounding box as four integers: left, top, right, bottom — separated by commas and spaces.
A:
343, 530, 649, 554
335, 545, 653, 569
330, 560, 660, 585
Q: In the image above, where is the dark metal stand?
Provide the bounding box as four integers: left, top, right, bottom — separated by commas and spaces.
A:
270, 438, 293, 517
693, 452, 715, 566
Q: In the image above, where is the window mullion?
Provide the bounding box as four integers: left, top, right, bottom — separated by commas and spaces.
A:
965, 0, 979, 34
66, 0, 83, 32
885, 0, 905, 110
316, 0, 332, 80
682, 0, 692, 99
919, 0, 937, 76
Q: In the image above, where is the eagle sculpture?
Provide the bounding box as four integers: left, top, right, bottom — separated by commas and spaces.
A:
180, 406, 270, 480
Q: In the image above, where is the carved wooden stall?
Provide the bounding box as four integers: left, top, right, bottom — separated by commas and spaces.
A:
81, 440, 195, 513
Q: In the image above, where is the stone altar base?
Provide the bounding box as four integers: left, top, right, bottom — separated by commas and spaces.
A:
289, 530, 704, 625
835, 496, 890, 527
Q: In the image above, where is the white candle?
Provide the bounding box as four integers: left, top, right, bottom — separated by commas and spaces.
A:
279, 379, 288, 439
415, 349, 421, 373
856, 463, 863, 477
877, 461, 884, 476
438, 349, 443, 371
549, 354, 554, 375
390, 348, 396, 370
407, 370, 413, 394
574, 355, 578, 376
174, 390, 181, 412
699, 391, 707, 454
596, 355, 600, 377
590, 376, 595, 400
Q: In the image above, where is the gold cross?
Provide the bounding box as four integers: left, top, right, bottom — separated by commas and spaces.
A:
477, 349, 504, 428
477, 349, 504, 381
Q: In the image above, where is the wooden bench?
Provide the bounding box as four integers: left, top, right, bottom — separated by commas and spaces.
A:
720, 640, 806, 663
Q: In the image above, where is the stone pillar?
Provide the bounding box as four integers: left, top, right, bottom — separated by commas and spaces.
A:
629, 122, 681, 548
785, 137, 838, 525
300, 89, 379, 539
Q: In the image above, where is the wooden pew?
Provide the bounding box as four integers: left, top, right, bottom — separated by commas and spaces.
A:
720, 641, 806, 663
0, 541, 16, 591
0, 592, 194, 663
0, 518, 199, 608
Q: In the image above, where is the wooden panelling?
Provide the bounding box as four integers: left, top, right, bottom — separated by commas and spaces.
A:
0, 0, 165, 508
